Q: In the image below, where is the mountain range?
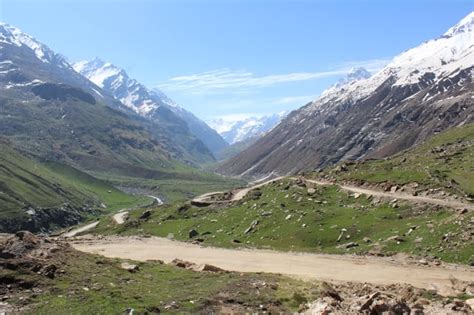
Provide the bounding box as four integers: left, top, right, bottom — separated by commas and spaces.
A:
208, 112, 287, 145
218, 12, 474, 177
73, 58, 228, 156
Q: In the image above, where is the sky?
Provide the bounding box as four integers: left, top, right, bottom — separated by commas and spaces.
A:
0, 0, 472, 121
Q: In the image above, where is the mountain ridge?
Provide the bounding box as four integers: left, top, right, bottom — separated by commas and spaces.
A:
73, 58, 228, 155
218, 12, 474, 177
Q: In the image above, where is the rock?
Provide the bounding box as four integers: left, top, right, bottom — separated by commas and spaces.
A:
418, 259, 428, 265
244, 220, 259, 234
363, 237, 372, 243
307, 188, 316, 195
285, 214, 292, 220
353, 193, 361, 199
261, 211, 273, 217
320, 282, 343, 301
387, 235, 405, 242
170, 259, 196, 269
139, 210, 152, 220
390, 186, 398, 193
188, 229, 199, 238
120, 262, 139, 273
337, 242, 359, 249
360, 292, 380, 311
465, 298, 474, 310
304, 299, 332, 315
195, 264, 226, 272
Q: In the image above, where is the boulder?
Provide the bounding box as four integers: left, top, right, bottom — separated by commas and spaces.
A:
139, 210, 152, 220
121, 262, 139, 272
188, 229, 199, 238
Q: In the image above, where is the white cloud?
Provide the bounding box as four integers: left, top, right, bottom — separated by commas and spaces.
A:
155, 58, 391, 95
272, 95, 318, 105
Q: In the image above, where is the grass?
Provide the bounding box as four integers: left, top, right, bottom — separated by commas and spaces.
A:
326, 123, 474, 197
94, 178, 474, 265
0, 142, 148, 231
6, 249, 323, 314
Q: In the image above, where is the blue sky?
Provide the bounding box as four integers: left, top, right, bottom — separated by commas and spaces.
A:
0, 0, 472, 120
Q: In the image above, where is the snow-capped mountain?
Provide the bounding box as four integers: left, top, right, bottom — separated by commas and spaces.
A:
219, 12, 474, 177
74, 59, 228, 154
0, 22, 216, 169
208, 112, 287, 145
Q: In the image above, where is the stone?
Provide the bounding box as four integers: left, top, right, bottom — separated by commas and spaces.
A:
196, 264, 226, 272
244, 220, 259, 234
139, 210, 152, 220
121, 262, 139, 272
188, 229, 199, 238
307, 188, 316, 195
285, 214, 292, 220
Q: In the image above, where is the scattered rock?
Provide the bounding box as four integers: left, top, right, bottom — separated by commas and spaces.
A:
285, 214, 292, 220
120, 262, 139, 272
307, 188, 316, 195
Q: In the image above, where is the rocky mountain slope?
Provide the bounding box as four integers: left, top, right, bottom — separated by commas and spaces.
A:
0, 23, 215, 174
208, 112, 287, 145
73, 58, 228, 156
219, 12, 474, 177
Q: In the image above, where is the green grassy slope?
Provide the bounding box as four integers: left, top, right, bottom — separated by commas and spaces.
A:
0, 141, 146, 231
93, 125, 474, 264
325, 123, 474, 197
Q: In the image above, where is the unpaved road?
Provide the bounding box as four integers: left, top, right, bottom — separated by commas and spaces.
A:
112, 211, 129, 224
192, 176, 286, 204
72, 236, 474, 296
304, 179, 474, 210
63, 221, 99, 237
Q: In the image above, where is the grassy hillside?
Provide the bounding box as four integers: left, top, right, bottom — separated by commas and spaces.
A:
0, 141, 147, 231
324, 123, 474, 197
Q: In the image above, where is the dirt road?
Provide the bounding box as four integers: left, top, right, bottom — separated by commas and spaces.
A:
72, 236, 473, 296
304, 179, 474, 210
192, 176, 286, 204
63, 221, 99, 237
112, 211, 129, 224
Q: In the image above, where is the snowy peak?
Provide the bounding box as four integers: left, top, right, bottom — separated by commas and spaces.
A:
74, 58, 228, 154
0, 22, 68, 66
208, 112, 287, 144
311, 12, 474, 111
332, 67, 371, 89
73, 58, 124, 87
444, 11, 474, 37
347, 67, 371, 81
74, 58, 159, 115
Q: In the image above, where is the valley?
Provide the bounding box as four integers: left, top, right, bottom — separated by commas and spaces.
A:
1, 6, 473, 315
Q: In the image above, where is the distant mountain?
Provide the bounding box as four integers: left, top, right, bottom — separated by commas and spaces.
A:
208, 112, 287, 145
73, 59, 228, 155
0, 22, 214, 176
219, 12, 474, 177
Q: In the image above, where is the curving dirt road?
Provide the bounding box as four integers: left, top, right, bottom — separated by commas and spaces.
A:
63, 221, 99, 237
304, 179, 474, 210
112, 210, 129, 224
72, 236, 474, 296
192, 176, 286, 204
